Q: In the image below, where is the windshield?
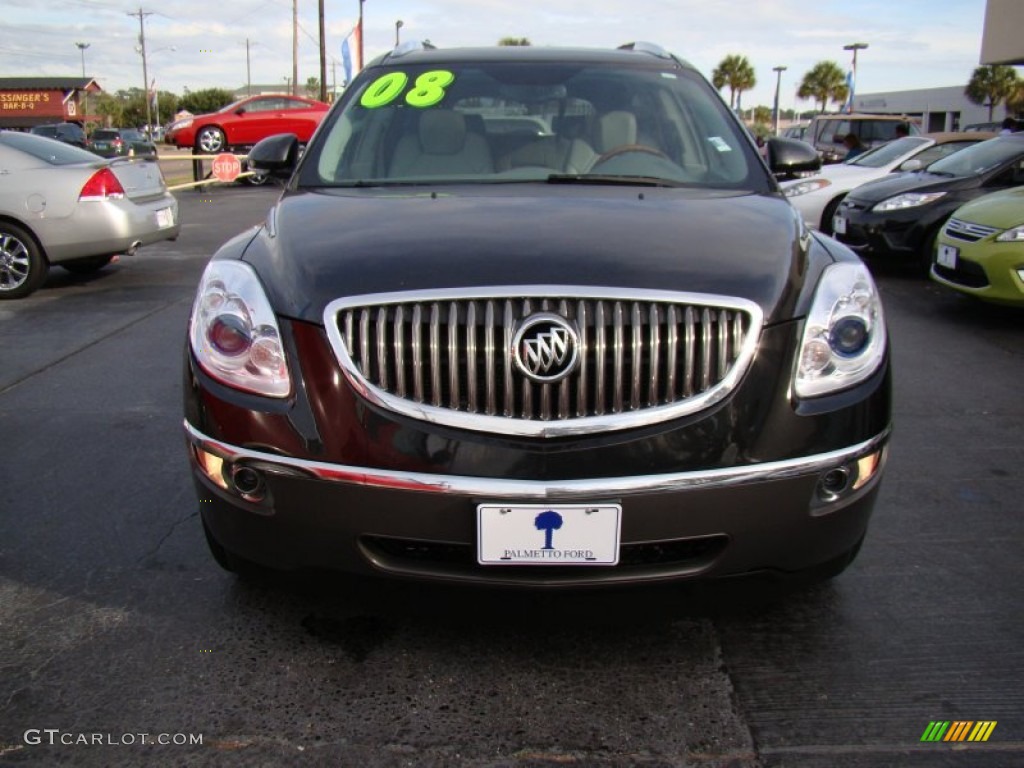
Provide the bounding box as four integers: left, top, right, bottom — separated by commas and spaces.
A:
926, 137, 1024, 177
847, 136, 929, 168
300, 58, 765, 190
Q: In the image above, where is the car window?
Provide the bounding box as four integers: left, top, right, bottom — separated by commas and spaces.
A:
304, 60, 764, 190
911, 141, 977, 169
281, 98, 312, 111
848, 136, 929, 168
927, 138, 1024, 177
818, 120, 849, 145
92, 129, 119, 140
0, 130, 99, 164
30, 126, 57, 138
121, 130, 146, 141
246, 98, 287, 112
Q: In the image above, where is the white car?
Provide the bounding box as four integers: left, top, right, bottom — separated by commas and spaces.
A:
781, 132, 992, 234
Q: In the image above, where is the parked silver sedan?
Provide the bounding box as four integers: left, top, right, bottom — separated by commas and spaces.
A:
0, 131, 180, 299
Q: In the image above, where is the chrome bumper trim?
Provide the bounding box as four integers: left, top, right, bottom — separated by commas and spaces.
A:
185, 421, 890, 500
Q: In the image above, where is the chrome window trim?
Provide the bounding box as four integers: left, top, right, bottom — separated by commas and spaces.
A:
322, 286, 764, 438
185, 420, 889, 500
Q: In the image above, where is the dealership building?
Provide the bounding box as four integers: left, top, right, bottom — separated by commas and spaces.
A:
845, 1, 1023, 131
0, 77, 101, 130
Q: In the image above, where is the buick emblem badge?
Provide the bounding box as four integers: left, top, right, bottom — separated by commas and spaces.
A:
513, 313, 580, 383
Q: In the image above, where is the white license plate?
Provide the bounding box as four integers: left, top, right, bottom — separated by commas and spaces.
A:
937, 243, 958, 269
477, 503, 621, 565
155, 207, 174, 229
832, 215, 847, 235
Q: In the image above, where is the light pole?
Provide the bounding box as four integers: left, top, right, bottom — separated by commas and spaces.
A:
75, 42, 90, 127
395, 20, 403, 47
843, 42, 868, 113
772, 65, 787, 136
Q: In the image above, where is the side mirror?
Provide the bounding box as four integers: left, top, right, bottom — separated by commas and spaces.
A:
767, 137, 821, 179
897, 159, 922, 172
248, 133, 301, 178
235, 108, 247, 116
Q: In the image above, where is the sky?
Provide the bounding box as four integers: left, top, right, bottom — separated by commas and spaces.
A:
2, 0, 996, 110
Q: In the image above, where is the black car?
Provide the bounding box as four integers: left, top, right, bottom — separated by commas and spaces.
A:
833, 135, 1024, 268
29, 122, 88, 149
184, 42, 891, 588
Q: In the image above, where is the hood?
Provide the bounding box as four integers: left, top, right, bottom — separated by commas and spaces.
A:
846, 169, 976, 204
952, 186, 1024, 229
241, 185, 818, 325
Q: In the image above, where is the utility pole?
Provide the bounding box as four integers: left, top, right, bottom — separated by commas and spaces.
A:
358, 0, 365, 74
292, 0, 298, 95
127, 8, 154, 134
318, 0, 327, 101
246, 39, 252, 97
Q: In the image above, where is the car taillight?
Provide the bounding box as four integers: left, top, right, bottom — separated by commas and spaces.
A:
114, 138, 123, 148
79, 168, 125, 201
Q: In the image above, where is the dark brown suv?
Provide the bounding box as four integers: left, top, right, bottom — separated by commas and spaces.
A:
185, 42, 891, 588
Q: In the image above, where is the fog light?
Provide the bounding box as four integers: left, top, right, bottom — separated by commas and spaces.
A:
231, 465, 265, 500
818, 467, 851, 501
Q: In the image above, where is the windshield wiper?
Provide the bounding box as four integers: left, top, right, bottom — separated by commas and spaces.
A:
546, 173, 687, 188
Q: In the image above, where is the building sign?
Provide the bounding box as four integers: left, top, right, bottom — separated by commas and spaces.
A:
0, 90, 66, 118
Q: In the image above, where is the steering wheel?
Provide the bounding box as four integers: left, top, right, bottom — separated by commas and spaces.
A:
594, 144, 670, 164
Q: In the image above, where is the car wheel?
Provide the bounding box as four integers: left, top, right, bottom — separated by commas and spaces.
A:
0, 222, 47, 300
60, 255, 114, 274
244, 171, 271, 186
196, 127, 226, 154
819, 195, 846, 236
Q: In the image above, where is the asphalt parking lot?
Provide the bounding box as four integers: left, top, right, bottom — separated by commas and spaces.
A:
0, 185, 1021, 767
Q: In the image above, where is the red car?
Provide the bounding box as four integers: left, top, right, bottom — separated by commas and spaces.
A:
165, 94, 329, 154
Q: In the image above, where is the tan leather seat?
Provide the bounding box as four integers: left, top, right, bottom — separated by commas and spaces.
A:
389, 110, 494, 177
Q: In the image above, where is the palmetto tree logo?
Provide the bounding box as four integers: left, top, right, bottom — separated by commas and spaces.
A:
534, 510, 564, 549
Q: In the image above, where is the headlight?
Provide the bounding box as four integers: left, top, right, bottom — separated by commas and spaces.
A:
783, 178, 832, 198
995, 224, 1024, 242
872, 191, 946, 212
794, 262, 886, 398
189, 260, 291, 398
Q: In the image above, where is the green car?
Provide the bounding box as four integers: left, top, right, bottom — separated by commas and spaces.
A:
931, 187, 1024, 306
88, 128, 158, 159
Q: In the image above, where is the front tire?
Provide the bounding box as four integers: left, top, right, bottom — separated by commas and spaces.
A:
819, 195, 846, 236
196, 126, 226, 154
0, 222, 47, 300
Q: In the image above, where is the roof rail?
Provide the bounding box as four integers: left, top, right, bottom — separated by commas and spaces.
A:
617, 41, 671, 59
390, 40, 438, 59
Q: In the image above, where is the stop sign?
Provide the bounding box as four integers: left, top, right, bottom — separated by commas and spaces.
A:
211, 153, 241, 183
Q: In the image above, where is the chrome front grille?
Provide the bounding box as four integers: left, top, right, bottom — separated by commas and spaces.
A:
944, 218, 1000, 243
324, 288, 762, 437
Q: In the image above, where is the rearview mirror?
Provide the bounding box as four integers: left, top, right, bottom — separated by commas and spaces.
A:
767, 138, 821, 179
248, 133, 301, 179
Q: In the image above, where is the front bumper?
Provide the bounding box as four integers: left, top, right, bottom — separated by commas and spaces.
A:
833, 204, 927, 258
186, 421, 889, 587
931, 238, 1024, 306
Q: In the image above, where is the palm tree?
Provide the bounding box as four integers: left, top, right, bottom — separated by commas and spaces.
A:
534, 510, 563, 550
965, 65, 1020, 121
797, 61, 849, 113
712, 55, 756, 111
